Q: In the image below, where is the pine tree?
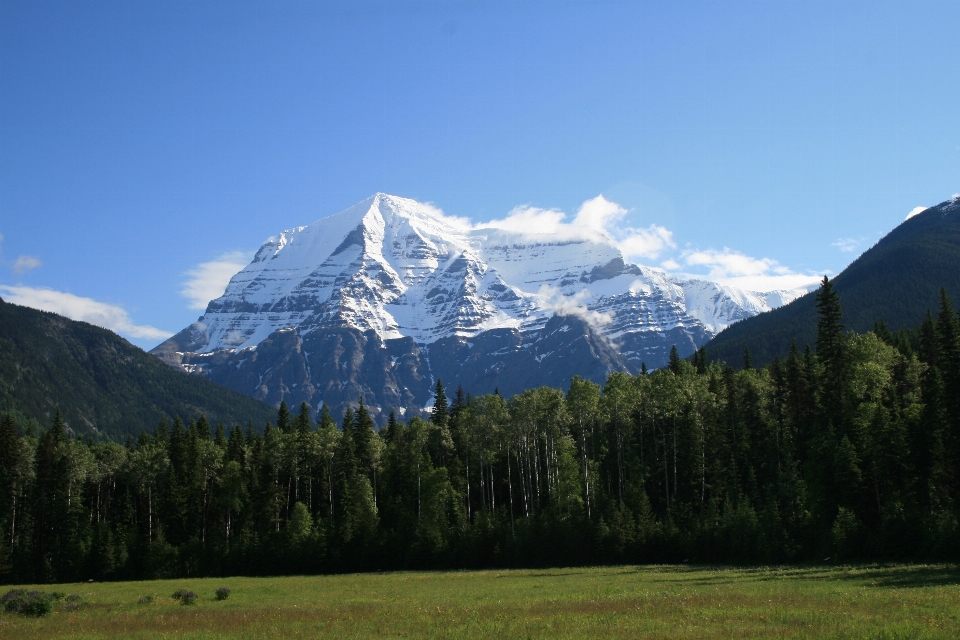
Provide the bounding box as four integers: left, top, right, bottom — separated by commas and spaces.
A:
936, 289, 960, 428
431, 380, 449, 428
385, 411, 399, 443
919, 309, 940, 367
295, 402, 312, 435
0, 415, 22, 558
816, 276, 847, 423
450, 386, 466, 422
668, 345, 682, 375
277, 401, 291, 434
354, 399, 377, 475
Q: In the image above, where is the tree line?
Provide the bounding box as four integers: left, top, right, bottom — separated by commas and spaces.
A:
1, 278, 958, 583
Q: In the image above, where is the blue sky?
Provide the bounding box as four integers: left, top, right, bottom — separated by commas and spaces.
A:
1, 1, 958, 350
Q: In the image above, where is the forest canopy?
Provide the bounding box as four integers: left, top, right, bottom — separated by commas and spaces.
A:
1, 280, 959, 583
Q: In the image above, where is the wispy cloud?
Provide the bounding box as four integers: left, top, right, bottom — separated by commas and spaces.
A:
831, 238, 860, 253
0, 285, 172, 341
476, 195, 675, 261
181, 250, 252, 310
13, 255, 42, 274
536, 285, 614, 329
677, 247, 821, 292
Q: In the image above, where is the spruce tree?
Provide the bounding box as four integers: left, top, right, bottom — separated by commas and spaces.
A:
277, 401, 291, 434
816, 276, 847, 423
431, 380, 449, 428
919, 309, 939, 367
450, 386, 466, 422
385, 411, 399, 443
319, 404, 336, 430
295, 402, 312, 435
354, 399, 376, 475
668, 345, 682, 375
0, 415, 22, 557
936, 289, 960, 428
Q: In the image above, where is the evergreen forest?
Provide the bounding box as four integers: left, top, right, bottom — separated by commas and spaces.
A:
2, 278, 960, 584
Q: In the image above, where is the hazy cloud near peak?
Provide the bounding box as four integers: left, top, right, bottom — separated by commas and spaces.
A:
475, 195, 675, 261
181, 250, 253, 310
476, 205, 569, 235
13, 255, 42, 274
0, 285, 172, 341
536, 285, 614, 329
678, 247, 821, 292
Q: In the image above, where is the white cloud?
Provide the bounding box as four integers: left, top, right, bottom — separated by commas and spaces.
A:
572, 195, 628, 234
831, 238, 860, 253
13, 255, 42, 274
181, 250, 252, 310
477, 195, 675, 261
616, 225, 675, 260
906, 206, 928, 221
477, 206, 569, 235
536, 285, 614, 329
677, 247, 822, 292
0, 285, 172, 341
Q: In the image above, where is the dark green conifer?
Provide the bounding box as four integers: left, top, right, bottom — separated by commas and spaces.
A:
431, 380, 449, 428
319, 404, 336, 431
277, 401, 291, 434
354, 399, 376, 475
295, 402, 312, 435
668, 345, 682, 375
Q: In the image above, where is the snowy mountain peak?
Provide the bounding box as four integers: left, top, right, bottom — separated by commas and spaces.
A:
161, 194, 806, 367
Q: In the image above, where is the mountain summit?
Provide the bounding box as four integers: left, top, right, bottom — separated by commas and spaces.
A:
153, 194, 804, 420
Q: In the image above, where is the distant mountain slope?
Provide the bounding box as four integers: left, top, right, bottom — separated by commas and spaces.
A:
704, 195, 960, 366
0, 298, 276, 438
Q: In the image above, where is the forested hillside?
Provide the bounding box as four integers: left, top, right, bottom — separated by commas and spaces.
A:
1, 281, 958, 583
705, 195, 960, 366
0, 298, 276, 439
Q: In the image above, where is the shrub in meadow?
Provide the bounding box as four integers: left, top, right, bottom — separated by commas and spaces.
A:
171, 589, 198, 605
1, 589, 59, 617
215, 587, 231, 601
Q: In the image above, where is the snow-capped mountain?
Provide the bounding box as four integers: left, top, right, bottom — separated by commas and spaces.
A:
153, 193, 805, 421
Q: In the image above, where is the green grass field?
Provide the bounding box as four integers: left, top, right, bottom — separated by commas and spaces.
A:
2, 564, 958, 639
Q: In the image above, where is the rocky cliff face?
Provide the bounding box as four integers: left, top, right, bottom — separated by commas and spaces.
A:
152, 193, 802, 422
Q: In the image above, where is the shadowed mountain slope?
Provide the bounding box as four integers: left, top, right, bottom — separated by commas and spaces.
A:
0, 298, 276, 438
703, 195, 960, 367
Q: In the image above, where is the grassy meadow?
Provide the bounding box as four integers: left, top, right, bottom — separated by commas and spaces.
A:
1, 564, 958, 639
